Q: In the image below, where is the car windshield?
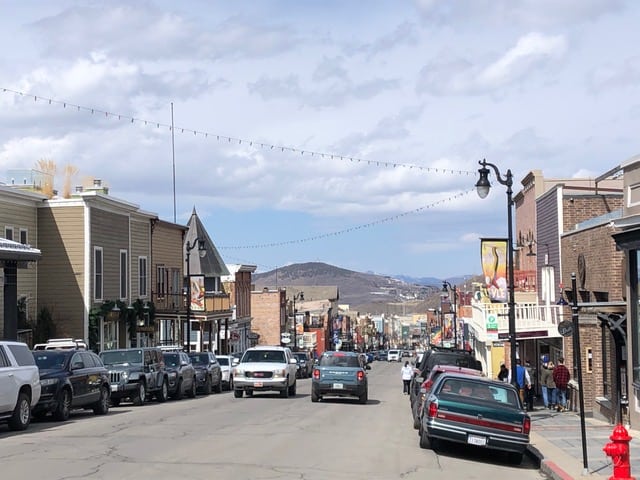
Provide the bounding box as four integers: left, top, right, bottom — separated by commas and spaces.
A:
100, 350, 143, 365
164, 353, 181, 367
319, 354, 360, 368
242, 350, 286, 363
294, 354, 307, 362
217, 357, 229, 366
188, 354, 208, 365
439, 378, 519, 406
33, 351, 68, 370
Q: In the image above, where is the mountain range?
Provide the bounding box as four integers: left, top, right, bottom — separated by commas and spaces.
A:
252, 262, 478, 315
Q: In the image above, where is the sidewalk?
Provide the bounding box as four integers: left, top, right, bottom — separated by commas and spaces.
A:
527, 407, 640, 479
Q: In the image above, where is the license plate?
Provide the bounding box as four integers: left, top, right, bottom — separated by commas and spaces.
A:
467, 434, 487, 446
110, 385, 118, 392
333, 383, 344, 389
253, 382, 263, 388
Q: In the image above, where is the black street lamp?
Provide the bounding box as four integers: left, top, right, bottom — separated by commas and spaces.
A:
291, 291, 304, 351
185, 238, 206, 352
475, 158, 517, 388
442, 281, 458, 349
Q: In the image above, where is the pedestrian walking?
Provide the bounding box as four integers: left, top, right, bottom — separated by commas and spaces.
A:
540, 360, 556, 410
497, 364, 509, 382
507, 358, 531, 408
553, 357, 571, 412
525, 360, 536, 410
401, 361, 413, 394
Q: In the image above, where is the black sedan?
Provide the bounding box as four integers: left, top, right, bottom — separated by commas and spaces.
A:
188, 351, 223, 394
32, 349, 111, 421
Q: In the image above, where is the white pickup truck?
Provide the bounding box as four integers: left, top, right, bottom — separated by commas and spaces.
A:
232, 346, 297, 398
0, 340, 42, 431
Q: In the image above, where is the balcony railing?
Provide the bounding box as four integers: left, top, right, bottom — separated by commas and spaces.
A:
468, 301, 566, 342
151, 291, 231, 313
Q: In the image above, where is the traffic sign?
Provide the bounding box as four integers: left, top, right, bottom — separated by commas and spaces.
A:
558, 320, 573, 337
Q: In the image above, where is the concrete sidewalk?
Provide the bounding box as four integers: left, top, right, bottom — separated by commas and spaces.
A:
526, 407, 640, 479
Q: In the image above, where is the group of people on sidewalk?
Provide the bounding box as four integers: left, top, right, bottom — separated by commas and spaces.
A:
539, 357, 571, 412
496, 356, 571, 412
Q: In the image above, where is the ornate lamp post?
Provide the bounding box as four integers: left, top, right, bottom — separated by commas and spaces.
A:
185, 238, 206, 352
475, 158, 517, 387
442, 281, 458, 349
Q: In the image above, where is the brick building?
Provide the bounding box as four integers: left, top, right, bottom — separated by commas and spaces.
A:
251, 288, 286, 347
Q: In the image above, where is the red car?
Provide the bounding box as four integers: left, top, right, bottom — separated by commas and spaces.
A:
412, 364, 484, 429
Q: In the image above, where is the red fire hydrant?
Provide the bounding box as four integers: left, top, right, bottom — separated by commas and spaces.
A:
603, 424, 635, 480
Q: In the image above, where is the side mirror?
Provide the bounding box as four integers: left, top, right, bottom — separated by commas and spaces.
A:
232, 358, 240, 366
289, 358, 297, 364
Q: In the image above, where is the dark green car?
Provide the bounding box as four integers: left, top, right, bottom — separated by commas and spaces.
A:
419, 372, 530, 464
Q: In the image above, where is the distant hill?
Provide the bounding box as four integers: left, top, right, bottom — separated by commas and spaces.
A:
253, 262, 444, 314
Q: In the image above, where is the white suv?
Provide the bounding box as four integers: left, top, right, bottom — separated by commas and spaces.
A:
0, 341, 42, 431
388, 349, 401, 362
232, 346, 297, 398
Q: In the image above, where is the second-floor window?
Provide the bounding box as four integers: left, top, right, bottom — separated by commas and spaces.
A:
94, 247, 103, 301
19, 229, 27, 245
120, 250, 128, 300
157, 265, 166, 297
4, 226, 13, 241
139, 256, 147, 297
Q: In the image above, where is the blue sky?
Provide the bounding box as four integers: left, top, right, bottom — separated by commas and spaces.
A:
0, 0, 638, 278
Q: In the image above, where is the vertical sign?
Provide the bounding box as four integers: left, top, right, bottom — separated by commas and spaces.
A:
190, 275, 205, 311
481, 238, 508, 302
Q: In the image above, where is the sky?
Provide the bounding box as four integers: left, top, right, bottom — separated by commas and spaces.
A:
0, 0, 638, 280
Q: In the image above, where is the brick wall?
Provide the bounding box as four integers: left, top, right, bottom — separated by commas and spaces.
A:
251, 289, 285, 346
562, 195, 622, 233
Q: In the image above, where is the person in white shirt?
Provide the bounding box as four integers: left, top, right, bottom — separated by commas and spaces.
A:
401, 361, 414, 395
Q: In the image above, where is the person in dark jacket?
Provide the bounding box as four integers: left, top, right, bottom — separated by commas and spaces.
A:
553, 357, 571, 412
497, 364, 509, 382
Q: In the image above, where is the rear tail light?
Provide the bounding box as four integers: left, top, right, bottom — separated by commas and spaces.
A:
422, 380, 433, 390
357, 370, 365, 381
312, 369, 320, 380
427, 401, 438, 418
523, 416, 531, 434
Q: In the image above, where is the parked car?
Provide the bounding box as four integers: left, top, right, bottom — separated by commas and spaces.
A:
188, 351, 223, 394
216, 355, 234, 390
32, 349, 110, 421
100, 347, 169, 406
163, 351, 197, 400
378, 350, 388, 361
232, 346, 297, 398
411, 364, 484, 429
387, 349, 401, 362
311, 350, 369, 404
33, 338, 88, 350
419, 372, 530, 464
410, 346, 482, 408
0, 340, 41, 431
293, 351, 313, 378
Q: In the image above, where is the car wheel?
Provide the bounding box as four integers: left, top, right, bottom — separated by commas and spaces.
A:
156, 378, 168, 403
311, 389, 319, 403
53, 388, 71, 421
288, 380, 296, 397
93, 386, 110, 415
214, 376, 223, 394
246, 390, 254, 397
280, 383, 289, 398
358, 390, 368, 405
8, 392, 31, 431
111, 397, 121, 407
233, 389, 243, 398
203, 375, 212, 395
413, 411, 421, 429
187, 377, 197, 398
133, 382, 146, 406
172, 379, 183, 400
419, 429, 433, 449
507, 452, 523, 465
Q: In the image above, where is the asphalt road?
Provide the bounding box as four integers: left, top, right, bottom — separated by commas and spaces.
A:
0, 359, 547, 480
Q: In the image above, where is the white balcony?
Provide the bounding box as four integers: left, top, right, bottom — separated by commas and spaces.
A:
467, 300, 565, 343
